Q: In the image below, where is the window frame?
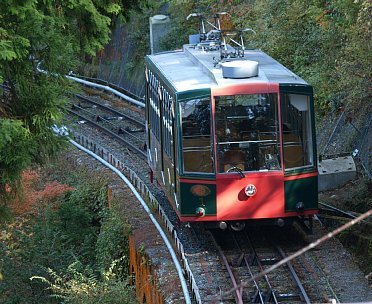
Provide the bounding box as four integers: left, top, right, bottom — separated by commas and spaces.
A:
214, 93, 282, 173
179, 96, 215, 176
279, 88, 317, 174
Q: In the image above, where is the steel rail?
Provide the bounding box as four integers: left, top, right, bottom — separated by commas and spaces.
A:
242, 231, 280, 304
70, 104, 144, 144
97, 114, 143, 143
212, 210, 372, 303
209, 231, 244, 304
319, 202, 357, 219
275, 246, 311, 304
231, 232, 266, 304
67, 108, 147, 160
75, 93, 145, 128
68, 138, 191, 304
67, 75, 145, 108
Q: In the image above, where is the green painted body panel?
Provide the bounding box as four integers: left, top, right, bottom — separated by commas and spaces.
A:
279, 83, 313, 94
284, 167, 317, 176
176, 89, 210, 101
180, 182, 216, 216
284, 176, 318, 211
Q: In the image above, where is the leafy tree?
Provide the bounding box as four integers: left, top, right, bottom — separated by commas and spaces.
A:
0, 0, 146, 211
163, 0, 371, 116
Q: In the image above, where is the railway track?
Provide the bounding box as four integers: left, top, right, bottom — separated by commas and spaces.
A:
65, 90, 330, 304
63, 88, 371, 303
183, 220, 353, 304
205, 228, 315, 303
75, 93, 145, 127
67, 94, 147, 160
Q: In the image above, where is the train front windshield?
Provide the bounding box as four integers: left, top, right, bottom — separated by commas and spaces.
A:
215, 94, 281, 172
179, 92, 315, 175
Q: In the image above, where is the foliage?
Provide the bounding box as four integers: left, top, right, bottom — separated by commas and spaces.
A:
158, 1, 199, 50
0, 120, 33, 203
0, 161, 135, 303
123, 1, 164, 75
0, 0, 148, 209
160, 0, 371, 116
95, 208, 132, 275
31, 259, 135, 304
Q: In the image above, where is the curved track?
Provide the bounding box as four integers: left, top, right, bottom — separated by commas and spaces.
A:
67, 94, 147, 160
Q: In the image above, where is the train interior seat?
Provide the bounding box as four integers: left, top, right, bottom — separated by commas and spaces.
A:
221, 149, 245, 172
283, 133, 304, 168
182, 137, 213, 173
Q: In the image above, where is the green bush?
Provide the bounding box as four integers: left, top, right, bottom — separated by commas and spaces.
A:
0, 163, 136, 303
96, 208, 132, 277
31, 259, 135, 304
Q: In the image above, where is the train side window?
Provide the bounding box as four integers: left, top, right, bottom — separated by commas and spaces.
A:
180, 98, 214, 174
280, 94, 314, 169
162, 91, 173, 159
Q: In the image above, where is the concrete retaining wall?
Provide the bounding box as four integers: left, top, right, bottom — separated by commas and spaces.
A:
318, 156, 356, 192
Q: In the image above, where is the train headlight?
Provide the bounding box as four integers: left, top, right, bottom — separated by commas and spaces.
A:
245, 184, 257, 197
195, 207, 205, 217
190, 185, 211, 197
296, 201, 305, 212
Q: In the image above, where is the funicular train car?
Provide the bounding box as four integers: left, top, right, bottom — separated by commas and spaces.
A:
144, 15, 318, 230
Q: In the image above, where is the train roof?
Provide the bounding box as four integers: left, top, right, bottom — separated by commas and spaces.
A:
146, 44, 309, 93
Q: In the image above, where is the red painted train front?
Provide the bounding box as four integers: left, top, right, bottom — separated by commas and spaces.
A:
145, 26, 318, 230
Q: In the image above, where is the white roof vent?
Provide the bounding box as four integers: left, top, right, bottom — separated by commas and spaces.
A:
152, 15, 169, 23
221, 60, 259, 78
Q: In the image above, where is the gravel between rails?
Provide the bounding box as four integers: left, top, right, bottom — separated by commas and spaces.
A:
64, 91, 372, 303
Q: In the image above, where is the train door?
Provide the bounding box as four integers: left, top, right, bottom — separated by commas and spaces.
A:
279, 85, 318, 212
211, 83, 285, 220
177, 93, 217, 218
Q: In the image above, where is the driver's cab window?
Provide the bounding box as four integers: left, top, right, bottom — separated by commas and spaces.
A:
215, 94, 281, 173
180, 98, 213, 173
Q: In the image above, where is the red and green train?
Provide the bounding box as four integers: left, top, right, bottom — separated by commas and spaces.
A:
144, 31, 318, 230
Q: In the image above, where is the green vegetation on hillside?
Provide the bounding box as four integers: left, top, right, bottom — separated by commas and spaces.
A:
0, 155, 135, 303
124, 0, 370, 116
0, 0, 147, 211
170, 0, 371, 115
